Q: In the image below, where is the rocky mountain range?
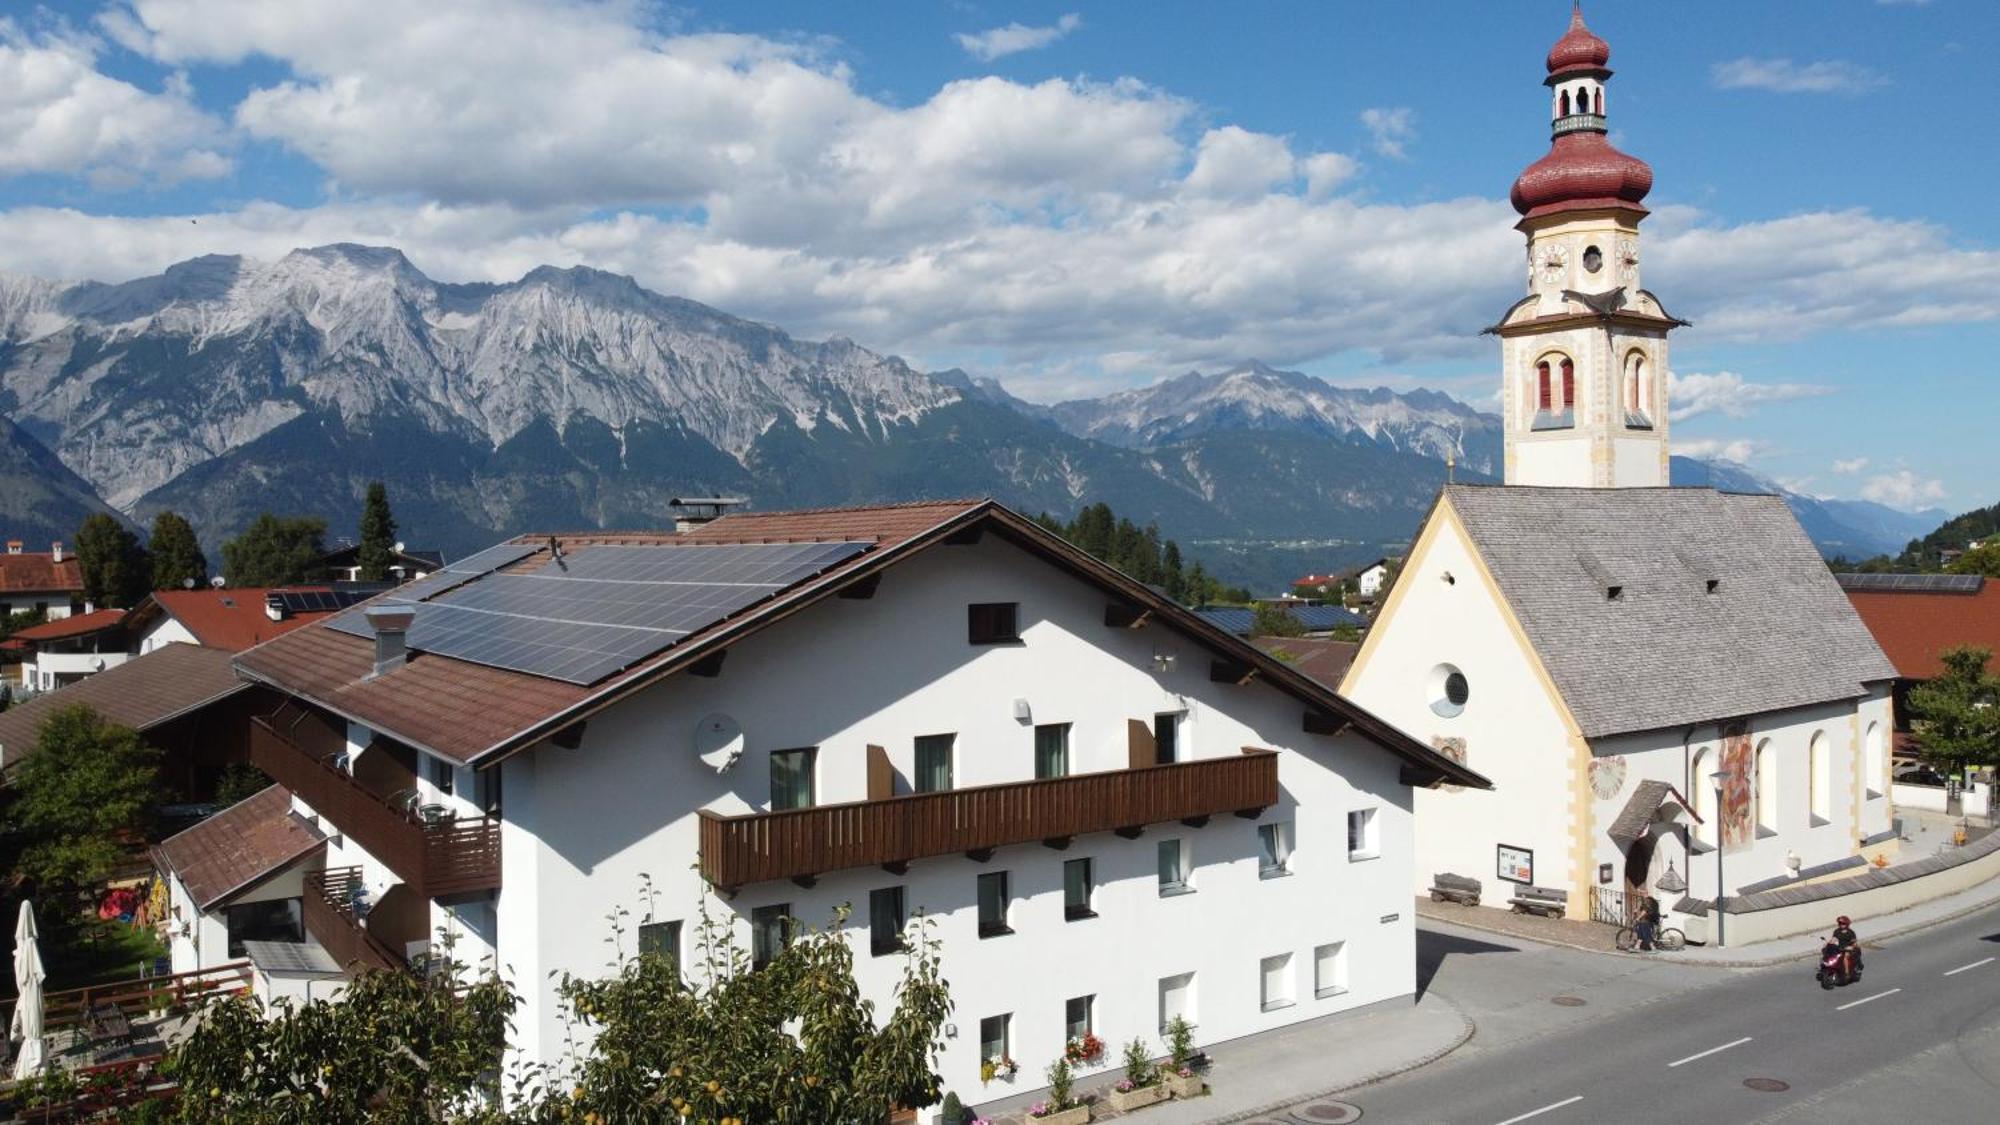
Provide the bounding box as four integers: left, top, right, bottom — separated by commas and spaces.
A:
0, 245, 1941, 589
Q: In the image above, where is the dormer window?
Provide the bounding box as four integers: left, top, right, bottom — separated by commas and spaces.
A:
1706, 579, 1721, 595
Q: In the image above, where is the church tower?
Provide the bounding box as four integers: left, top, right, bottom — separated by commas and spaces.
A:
1495, 5, 1683, 487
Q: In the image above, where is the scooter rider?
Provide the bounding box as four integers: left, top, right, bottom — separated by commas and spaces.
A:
1831, 915, 1862, 974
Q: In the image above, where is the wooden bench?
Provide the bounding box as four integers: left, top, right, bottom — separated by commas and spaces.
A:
1429, 872, 1482, 906
1508, 885, 1569, 918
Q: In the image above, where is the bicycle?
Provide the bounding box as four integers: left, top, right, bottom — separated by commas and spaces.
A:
1614, 924, 1685, 952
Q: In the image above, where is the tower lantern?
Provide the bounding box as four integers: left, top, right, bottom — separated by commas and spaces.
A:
1493, 4, 1684, 488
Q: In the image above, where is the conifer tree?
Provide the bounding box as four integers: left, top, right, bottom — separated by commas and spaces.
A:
357, 481, 399, 582
148, 510, 208, 590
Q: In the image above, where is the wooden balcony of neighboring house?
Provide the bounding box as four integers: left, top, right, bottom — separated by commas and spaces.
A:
303, 866, 416, 974
250, 704, 501, 897
699, 726, 1281, 890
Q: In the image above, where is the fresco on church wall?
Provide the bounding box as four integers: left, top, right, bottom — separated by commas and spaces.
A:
1718, 723, 1755, 853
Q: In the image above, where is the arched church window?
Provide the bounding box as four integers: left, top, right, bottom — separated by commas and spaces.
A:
1560, 358, 1575, 410
1625, 352, 1650, 427
1559, 90, 1571, 116
1691, 748, 1714, 844
1537, 360, 1552, 412
1755, 738, 1777, 832
1592, 88, 1602, 114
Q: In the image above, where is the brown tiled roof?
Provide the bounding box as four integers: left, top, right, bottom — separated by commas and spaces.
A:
235, 499, 1488, 789
1845, 584, 2000, 681
0, 644, 249, 770
127, 588, 335, 652
0, 551, 83, 594
1251, 637, 1360, 688
9, 607, 125, 643
153, 785, 326, 911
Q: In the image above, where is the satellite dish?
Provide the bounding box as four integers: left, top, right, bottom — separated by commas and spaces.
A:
182, 577, 196, 589
694, 714, 745, 774
209, 576, 226, 589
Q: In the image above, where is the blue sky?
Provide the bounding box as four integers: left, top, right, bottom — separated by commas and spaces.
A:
3, 1, 1996, 514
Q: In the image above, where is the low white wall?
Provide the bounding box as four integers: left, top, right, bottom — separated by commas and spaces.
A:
1718, 831, 2000, 946
1889, 782, 1948, 813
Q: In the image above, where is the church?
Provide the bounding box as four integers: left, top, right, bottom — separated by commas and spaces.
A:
1340, 8, 1898, 935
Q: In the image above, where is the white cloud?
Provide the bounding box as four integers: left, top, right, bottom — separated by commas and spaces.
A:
1359, 107, 1415, 159
0, 18, 229, 186
1711, 57, 1886, 95
1832, 456, 1869, 474
955, 14, 1081, 62
1671, 438, 1770, 464
1182, 126, 1297, 200
1302, 152, 1360, 199
1667, 370, 1833, 423
1860, 468, 1946, 509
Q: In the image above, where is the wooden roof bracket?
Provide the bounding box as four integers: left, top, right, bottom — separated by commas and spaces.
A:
1303, 711, 1352, 737
1104, 603, 1151, 629
1042, 836, 1073, 850
965, 847, 995, 863
1114, 825, 1145, 840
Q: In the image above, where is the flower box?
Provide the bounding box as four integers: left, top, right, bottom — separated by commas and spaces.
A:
1030, 1106, 1091, 1125
1108, 1083, 1169, 1112
1167, 1072, 1207, 1099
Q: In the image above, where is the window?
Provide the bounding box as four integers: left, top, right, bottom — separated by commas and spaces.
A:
869, 886, 906, 957
1536, 361, 1552, 411
1260, 952, 1295, 1012
750, 904, 791, 970
979, 1014, 1012, 1065
1755, 739, 1778, 833
1347, 809, 1379, 861
914, 734, 954, 793
1063, 858, 1096, 920
1064, 995, 1094, 1043
769, 747, 816, 810
1560, 358, 1575, 410
1582, 244, 1603, 274
1865, 721, 1885, 799
224, 898, 302, 958
428, 755, 454, 796
1428, 663, 1469, 718
1158, 972, 1195, 1030
968, 602, 1020, 644
1809, 731, 1832, 825
977, 872, 1012, 937
638, 920, 681, 969
1258, 821, 1294, 877
1153, 712, 1180, 764
1034, 723, 1070, 780
1158, 838, 1191, 895
1314, 942, 1349, 998
1691, 748, 1715, 845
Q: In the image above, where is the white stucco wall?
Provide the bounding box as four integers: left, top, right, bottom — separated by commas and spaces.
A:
491, 533, 1420, 1098
137, 616, 199, 654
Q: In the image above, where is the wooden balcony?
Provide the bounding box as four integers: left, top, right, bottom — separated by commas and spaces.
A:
251, 709, 501, 897
304, 867, 407, 974
699, 748, 1279, 889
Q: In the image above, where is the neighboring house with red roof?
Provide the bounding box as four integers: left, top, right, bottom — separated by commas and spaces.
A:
1839, 573, 2000, 759
126, 587, 361, 656
230, 497, 1486, 1095
0, 538, 89, 621
10, 606, 129, 690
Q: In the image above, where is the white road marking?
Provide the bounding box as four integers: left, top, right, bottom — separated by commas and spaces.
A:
1943, 957, 1995, 977
1493, 1095, 1584, 1125
1667, 1036, 1753, 1068
1835, 987, 1902, 1011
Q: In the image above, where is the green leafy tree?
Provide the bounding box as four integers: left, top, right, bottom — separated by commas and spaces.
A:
522, 894, 953, 1124
1, 606, 48, 640
1251, 603, 1307, 638
167, 945, 517, 1123
147, 510, 208, 591
1907, 646, 2000, 772
221, 514, 329, 587
213, 763, 275, 808
74, 513, 150, 608
6, 706, 160, 927
356, 481, 399, 582
1946, 542, 2000, 579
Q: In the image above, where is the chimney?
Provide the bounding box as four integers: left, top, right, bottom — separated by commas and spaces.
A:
5, 540, 20, 555
51, 541, 64, 564
364, 605, 417, 678
264, 593, 287, 622
669, 496, 748, 533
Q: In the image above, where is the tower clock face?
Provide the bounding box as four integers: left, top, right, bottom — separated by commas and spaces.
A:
1616, 238, 1640, 283
1537, 244, 1569, 284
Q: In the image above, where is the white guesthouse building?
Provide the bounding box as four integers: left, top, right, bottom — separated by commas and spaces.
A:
1342, 8, 1899, 936
194, 498, 1483, 1099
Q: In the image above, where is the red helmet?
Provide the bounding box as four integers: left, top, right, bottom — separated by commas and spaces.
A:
1836, 916, 1851, 927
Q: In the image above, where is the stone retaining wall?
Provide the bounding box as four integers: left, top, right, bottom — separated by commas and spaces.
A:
1714, 828, 2000, 946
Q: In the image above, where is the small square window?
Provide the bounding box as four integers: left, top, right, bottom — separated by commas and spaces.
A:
1314, 942, 1348, 998
1260, 952, 1295, 1012
1158, 838, 1191, 895
1258, 821, 1293, 877
977, 872, 1012, 937
869, 886, 906, 957
1153, 712, 1181, 764
750, 904, 791, 970
1158, 971, 1195, 1031
968, 602, 1021, 644
638, 920, 681, 970
1034, 723, 1071, 780
1064, 994, 1094, 1043
914, 734, 955, 793
770, 747, 816, 811
1063, 858, 1095, 921
1347, 809, 1379, 861
979, 1013, 1012, 1066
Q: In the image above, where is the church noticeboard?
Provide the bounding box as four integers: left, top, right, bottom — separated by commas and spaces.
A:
1497, 844, 1534, 885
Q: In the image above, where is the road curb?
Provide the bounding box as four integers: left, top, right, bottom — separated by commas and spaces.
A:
1202, 996, 1477, 1124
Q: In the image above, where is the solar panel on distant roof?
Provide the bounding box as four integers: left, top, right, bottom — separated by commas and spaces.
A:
270, 589, 371, 614
1834, 572, 1984, 594
336, 539, 870, 685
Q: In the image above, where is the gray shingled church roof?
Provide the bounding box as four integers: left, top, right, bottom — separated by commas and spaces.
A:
1444, 484, 1896, 739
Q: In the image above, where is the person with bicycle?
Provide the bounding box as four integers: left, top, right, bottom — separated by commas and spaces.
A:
1633, 894, 1661, 952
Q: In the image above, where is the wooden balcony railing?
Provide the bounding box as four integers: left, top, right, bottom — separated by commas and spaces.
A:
304, 867, 407, 974
251, 712, 501, 896
699, 749, 1279, 889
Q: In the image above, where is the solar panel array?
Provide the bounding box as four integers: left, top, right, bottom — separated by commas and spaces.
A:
267, 589, 372, 614
331, 539, 871, 685
1833, 572, 1985, 594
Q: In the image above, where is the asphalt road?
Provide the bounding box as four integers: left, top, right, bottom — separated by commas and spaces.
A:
1345, 905, 2000, 1124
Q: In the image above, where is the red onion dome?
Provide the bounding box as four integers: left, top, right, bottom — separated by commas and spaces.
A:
1546, 7, 1610, 76
1510, 132, 1653, 218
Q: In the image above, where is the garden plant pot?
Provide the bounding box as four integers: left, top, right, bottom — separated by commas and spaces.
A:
1107, 1083, 1170, 1112
1032, 1105, 1091, 1125
1167, 1072, 1207, 1099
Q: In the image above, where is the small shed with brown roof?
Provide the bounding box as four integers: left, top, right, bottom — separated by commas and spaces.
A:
152, 785, 326, 913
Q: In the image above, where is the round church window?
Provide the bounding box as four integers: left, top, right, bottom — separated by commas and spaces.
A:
1428, 663, 1470, 718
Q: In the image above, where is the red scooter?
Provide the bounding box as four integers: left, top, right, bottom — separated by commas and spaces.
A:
1816, 940, 1860, 989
